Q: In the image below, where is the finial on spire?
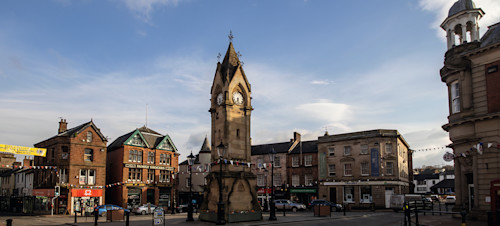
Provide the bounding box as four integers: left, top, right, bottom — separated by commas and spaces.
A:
228, 30, 234, 43
217, 52, 222, 62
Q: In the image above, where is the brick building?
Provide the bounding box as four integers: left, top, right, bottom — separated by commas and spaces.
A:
34, 119, 108, 215
439, 0, 500, 219
317, 129, 411, 209
106, 126, 179, 211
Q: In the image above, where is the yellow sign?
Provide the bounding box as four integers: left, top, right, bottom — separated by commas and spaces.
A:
0, 144, 47, 157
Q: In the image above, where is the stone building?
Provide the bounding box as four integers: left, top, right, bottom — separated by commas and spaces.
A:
177, 137, 211, 209
106, 126, 179, 211
251, 138, 291, 206
34, 119, 107, 215
439, 0, 500, 219
317, 129, 411, 209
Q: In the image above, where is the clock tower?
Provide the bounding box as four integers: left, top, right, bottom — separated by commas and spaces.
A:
210, 41, 253, 163
200, 39, 261, 223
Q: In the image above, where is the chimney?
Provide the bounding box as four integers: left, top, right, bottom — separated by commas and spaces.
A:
58, 119, 67, 134
23, 159, 32, 167
293, 132, 301, 142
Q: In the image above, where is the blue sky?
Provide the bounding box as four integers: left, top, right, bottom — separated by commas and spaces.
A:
1, 0, 499, 168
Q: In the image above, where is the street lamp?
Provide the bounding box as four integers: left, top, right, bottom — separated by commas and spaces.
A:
269, 148, 277, 221
216, 142, 226, 225
171, 172, 176, 215
186, 151, 195, 222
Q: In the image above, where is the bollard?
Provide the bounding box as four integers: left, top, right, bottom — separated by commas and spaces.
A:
414, 202, 419, 226
438, 200, 442, 216
283, 203, 286, 216
94, 209, 98, 226
6, 219, 12, 226
75, 210, 78, 223
126, 210, 130, 226
343, 203, 346, 216
460, 209, 467, 226
431, 200, 434, 216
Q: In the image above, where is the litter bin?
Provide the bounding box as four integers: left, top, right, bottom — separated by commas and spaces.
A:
313, 205, 331, 217
107, 209, 125, 222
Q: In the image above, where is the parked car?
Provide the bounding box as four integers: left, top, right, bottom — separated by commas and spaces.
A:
94, 204, 129, 217
309, 199, 343, 212
176, 203, 197, 213
445, 196, 456, 205
273, 199, 307, 212
132, 204, 157, 215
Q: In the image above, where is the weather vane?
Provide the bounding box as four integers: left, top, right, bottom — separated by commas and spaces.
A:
217, 52, 221, 62
228, 30, 234, 43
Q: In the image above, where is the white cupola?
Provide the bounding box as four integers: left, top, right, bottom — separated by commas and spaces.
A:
441, 0, 484, 50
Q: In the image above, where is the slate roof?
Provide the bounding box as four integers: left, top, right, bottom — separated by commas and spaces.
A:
35, 121, 107, 146
481, 22, 500, 48
289, 140, 317, 154
107, 126, 176, 152
199, 137, 211, 154
431, 179, 455, 189
251, 140, 317, 155
414, 173, 440, 181
448, 0, 478, 17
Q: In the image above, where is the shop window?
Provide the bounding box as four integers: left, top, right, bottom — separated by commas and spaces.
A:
84, 149, 93, 162
344, 186, 354, 203
292, 174, 299, 187
304, 155, 312, 166
360, 186, 372, 203
79, 169, 95, 185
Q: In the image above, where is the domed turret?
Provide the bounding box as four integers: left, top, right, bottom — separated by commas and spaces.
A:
441, 0, 484, 50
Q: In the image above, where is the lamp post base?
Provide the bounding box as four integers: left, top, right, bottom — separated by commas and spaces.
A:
269, 203, 277, 221
186, 203, 194, 221
216, 202, 226, 225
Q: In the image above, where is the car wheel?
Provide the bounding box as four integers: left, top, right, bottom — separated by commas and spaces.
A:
292, 207, 297, 212
141, 210, 146, 215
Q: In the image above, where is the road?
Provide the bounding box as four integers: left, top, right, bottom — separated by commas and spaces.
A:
0, 211, 405, 226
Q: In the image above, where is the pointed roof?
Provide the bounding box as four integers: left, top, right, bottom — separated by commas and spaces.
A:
220, 42, 241, 84
448, 0, 478, 17
107, 126, 178, 152
199, 136, 211, 153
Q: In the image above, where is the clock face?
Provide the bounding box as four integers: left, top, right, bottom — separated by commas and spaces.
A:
217, 93, 224, 105
232, 91, 244, 105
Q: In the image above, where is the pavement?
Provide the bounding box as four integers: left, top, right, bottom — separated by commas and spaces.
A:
0, 210, 489, 226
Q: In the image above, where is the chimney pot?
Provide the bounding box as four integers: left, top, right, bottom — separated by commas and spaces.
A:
58, 119, 68, 134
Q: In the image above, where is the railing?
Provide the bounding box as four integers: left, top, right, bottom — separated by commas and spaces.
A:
402, 201, 467, 226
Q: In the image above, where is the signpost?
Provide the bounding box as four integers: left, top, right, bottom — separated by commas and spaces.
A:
443, 152, 454, 162
153, 208, 165, 226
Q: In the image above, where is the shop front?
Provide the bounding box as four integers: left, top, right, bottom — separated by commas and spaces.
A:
71, 189, 103, 215
290, 188, 317, 207
32, 189, 54, 213
127, 188, 142, 209
257, 188, 272, 210
158, 187, 171, 209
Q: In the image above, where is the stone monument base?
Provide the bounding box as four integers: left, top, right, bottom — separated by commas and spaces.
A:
199, 211, 262, 223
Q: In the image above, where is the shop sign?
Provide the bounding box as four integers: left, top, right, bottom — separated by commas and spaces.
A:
71, 189, 103, 197
257, 188, 272, 194
128, 195, 140, 199
159, 195, 169, 199
125, 183, 145, 187
443, 152, 454, 162
290, 188, 317, 193
33, 189, 54, 197
124, 164, 174, 171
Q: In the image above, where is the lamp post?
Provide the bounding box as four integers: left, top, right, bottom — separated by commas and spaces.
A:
216, 142, 226, 225
171, 172, 176, 214
269, 148, 277, 221
186, 152, 195, 222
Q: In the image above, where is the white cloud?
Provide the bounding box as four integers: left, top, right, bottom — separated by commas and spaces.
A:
419, 0, 500, 42
311, 79, 335, 85
121, 0, 180, 23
